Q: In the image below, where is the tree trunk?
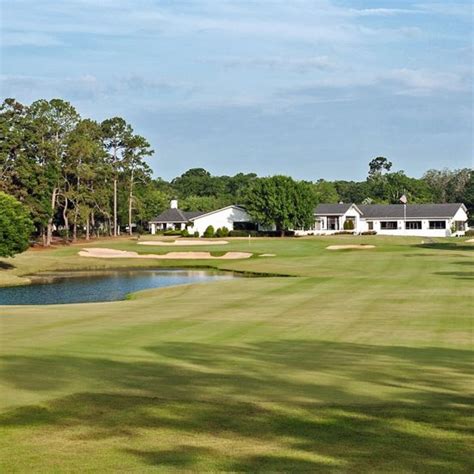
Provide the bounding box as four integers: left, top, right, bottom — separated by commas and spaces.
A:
113, 178, 118, 237
46, 187, 58, 246
85, 215, 90, 241
128, 168, 134, 236
91, 211, 98, 238
63, 196, 69, 242
72, 204, 78, 242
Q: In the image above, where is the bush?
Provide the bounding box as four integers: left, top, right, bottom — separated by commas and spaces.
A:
181, 228, 189, 237
464, 229, 474, 236
333, 231, 355, 235
361, 230, 377, 235
220, 226, 230, 237
203, 225, 215, 238
229, 230, 258, 237
343, 219, 355, 230
193, 231, 200, 238
215, 227, 223, 238
163, 229, 184, 236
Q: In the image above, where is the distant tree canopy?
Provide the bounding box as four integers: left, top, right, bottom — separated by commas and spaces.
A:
245, 176, 316, 235
1, 97, 472, 244
0, 192, 34, 257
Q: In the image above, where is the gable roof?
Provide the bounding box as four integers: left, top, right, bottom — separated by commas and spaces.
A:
314, 203, 360, 216
189, 205, 247, 221
149, 205, 247, 223
358, 203, 466, 219
149, 208, 205, 223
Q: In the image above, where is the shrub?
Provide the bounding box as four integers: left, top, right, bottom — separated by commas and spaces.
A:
343, 219, 355, 230
194, 231, 200, 238
361, 230, 377, 235
333, 231, 355, 235
464, 229, 474, 236
220, 226, 229, 237
203, 225, 215, 238
215, 227, 223, 238
163, 229, 183, 236
228, 230, 258, 237
181, 228, 189, 237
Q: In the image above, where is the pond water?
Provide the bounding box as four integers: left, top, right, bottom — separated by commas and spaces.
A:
0, 269, 239, 305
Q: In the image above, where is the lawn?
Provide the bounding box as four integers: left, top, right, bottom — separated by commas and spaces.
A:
0, 236, 473, 472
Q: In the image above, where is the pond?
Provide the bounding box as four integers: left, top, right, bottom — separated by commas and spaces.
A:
0, 269, 240, 305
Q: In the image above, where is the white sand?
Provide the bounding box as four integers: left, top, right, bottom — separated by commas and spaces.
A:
259, 253, 276, 257
138, 239, 228, 246
326, 245, 375, 250
79, 248, 251, 259
465, 239, 474, 243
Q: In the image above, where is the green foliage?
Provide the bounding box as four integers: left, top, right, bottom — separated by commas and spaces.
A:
203, 225, 215, 238
313, 180, 339, 204
245, 176, 315, 234
193, 231, 200, 238
343, 219, 355, 230
368, 156, 392, 178
0, 192, 34, 257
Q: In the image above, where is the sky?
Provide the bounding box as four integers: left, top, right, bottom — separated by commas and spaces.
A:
0, 0, 472, 181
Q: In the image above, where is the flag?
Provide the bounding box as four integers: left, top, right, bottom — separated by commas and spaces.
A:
399, 194, 407, 204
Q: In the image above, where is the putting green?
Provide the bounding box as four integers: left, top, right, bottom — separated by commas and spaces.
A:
0, 236, 472, 472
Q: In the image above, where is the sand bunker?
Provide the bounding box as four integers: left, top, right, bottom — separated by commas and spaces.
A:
138, 239, 228, 246
326, 244, 375, 250
79, 248, 251, 260
259, 253, 276, 257
465, 239, 474, 243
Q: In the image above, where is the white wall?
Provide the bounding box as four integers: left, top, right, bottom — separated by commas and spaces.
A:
365, 219, 451, 237
188, 206, 252, 236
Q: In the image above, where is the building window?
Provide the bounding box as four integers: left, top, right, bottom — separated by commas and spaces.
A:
380, 221, 398, 230
367, 222, 373, 230
429, 221, 446, 229
234, 221, 258, 231
405, 221, 422, 230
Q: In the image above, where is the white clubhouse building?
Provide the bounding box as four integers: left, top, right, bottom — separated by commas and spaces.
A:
149, 200, 256, 236
308, 202, 469, 237
150, 200, 469, 237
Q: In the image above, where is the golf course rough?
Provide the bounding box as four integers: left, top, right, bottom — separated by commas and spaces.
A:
0, 235, 472, 472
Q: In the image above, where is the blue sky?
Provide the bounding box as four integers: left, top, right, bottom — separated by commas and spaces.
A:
1, 0, 472, 180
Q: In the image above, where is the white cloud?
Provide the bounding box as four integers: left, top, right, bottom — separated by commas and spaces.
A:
202, 56, 334, 73
1, 32, 63, 47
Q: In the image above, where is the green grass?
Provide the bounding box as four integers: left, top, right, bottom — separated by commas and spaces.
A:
0, 236, 473, 472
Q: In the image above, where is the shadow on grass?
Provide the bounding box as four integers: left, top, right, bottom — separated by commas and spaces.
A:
414, 243, 474, 252
1, 341, 473, 472
0, 261, 15, 270
434, 271, 474, 280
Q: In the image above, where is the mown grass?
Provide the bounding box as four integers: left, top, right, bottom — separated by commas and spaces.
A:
0, 236, 473, 472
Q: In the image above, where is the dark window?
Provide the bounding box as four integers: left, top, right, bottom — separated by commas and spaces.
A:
405, 221, 422, 230
234, 221, 258, 231
429, 220, 446, 229
368, 222, 373, 230
380, 221, 398, 230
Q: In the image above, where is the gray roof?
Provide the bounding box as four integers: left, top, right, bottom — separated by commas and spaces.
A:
150, 208, 205, 223
314, 203, 354, 215
358, 203, 465, 219
314, 203, 466, 219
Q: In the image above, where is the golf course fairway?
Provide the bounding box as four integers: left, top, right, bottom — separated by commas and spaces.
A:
0, 236, 472, 472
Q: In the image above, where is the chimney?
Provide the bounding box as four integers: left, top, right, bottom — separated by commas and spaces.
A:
170, 199, 178, 209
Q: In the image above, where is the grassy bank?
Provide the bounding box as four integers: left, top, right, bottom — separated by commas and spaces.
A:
0, 236, 473, 472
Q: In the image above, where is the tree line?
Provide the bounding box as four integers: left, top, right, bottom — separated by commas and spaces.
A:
1, 98, 472, 247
